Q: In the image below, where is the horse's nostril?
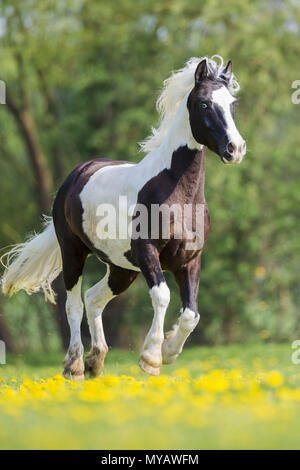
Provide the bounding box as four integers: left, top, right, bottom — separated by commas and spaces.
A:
242, 141, 246, 152
223, 153, 233, 162
226, 142, 236, 155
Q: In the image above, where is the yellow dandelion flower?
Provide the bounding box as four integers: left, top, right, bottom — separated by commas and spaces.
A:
265, 371, 284, 388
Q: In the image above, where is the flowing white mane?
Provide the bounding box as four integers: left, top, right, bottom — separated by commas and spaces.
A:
140, 55, 240, 153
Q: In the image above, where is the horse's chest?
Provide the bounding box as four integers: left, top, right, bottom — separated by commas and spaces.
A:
159, 202, 210, 270
137, 167, 209, 234
134, 168, 210, 270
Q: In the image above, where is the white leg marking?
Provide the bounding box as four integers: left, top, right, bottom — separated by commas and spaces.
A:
162, 307, 200, 364
84, 269, 114, 376
63, 276, 85, 380
139, 282, 170, 375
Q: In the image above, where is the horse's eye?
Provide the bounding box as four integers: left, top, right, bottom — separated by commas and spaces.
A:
200, 103, 208, 109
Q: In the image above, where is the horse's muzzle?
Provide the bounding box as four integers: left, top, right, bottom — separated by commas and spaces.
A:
222, 140, 246, 164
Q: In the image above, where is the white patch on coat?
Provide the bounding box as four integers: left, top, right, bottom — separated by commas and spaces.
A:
150, 282, 171, 309
212, 86, 244, 147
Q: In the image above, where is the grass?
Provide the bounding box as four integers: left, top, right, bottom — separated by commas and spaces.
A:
0, 343, 300, 449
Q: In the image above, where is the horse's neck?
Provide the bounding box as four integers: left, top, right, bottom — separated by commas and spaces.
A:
138, 94, 205, 201
170, 145, 206, 203
139, 95, 201, 173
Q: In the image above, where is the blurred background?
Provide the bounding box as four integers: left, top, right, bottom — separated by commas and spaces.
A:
0, 0, 299, 355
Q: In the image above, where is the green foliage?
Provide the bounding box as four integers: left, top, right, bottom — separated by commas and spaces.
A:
0, 0, 300, 348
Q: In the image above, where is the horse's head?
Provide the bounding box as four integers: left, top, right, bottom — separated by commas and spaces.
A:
187, 59, 246, 164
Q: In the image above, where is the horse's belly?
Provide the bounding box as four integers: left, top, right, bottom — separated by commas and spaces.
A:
97, 239, 140, 271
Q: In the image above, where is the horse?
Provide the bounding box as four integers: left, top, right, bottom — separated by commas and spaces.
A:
1, 56, 246, 379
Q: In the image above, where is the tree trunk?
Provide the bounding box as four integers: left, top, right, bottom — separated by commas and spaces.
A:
6, 91, 52, 214
36, 67, 65, 184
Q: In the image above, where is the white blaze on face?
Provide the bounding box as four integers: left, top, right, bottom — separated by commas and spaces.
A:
212, 86, 245, 162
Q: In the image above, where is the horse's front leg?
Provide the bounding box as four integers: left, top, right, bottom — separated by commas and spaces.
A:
135, 243, 170, 376
162, 255, 201, 364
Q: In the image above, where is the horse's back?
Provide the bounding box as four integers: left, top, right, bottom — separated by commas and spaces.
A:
59, 158, 130, 196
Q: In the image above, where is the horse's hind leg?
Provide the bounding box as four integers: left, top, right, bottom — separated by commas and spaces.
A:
84, 268, 112, 377
63, 276, 85, 380
58, 234, 89, 381
84, 263, 138, 377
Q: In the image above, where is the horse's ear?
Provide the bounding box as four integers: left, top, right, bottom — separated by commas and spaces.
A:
221, 60, 233, 83
195, 59, 208, 86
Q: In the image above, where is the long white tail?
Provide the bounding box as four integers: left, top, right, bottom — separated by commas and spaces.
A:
1, 218, 62, 304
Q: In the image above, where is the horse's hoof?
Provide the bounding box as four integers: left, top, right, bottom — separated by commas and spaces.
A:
62, 355, 85, 381
139, 358, 160, 376
84, 348, 106, 377
162, 354, 178, 365
84, 360, 103, 378
162, 340, 180, 365
63, 369, 85, 381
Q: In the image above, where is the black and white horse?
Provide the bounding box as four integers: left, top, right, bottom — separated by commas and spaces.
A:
2, 56, 246, 379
